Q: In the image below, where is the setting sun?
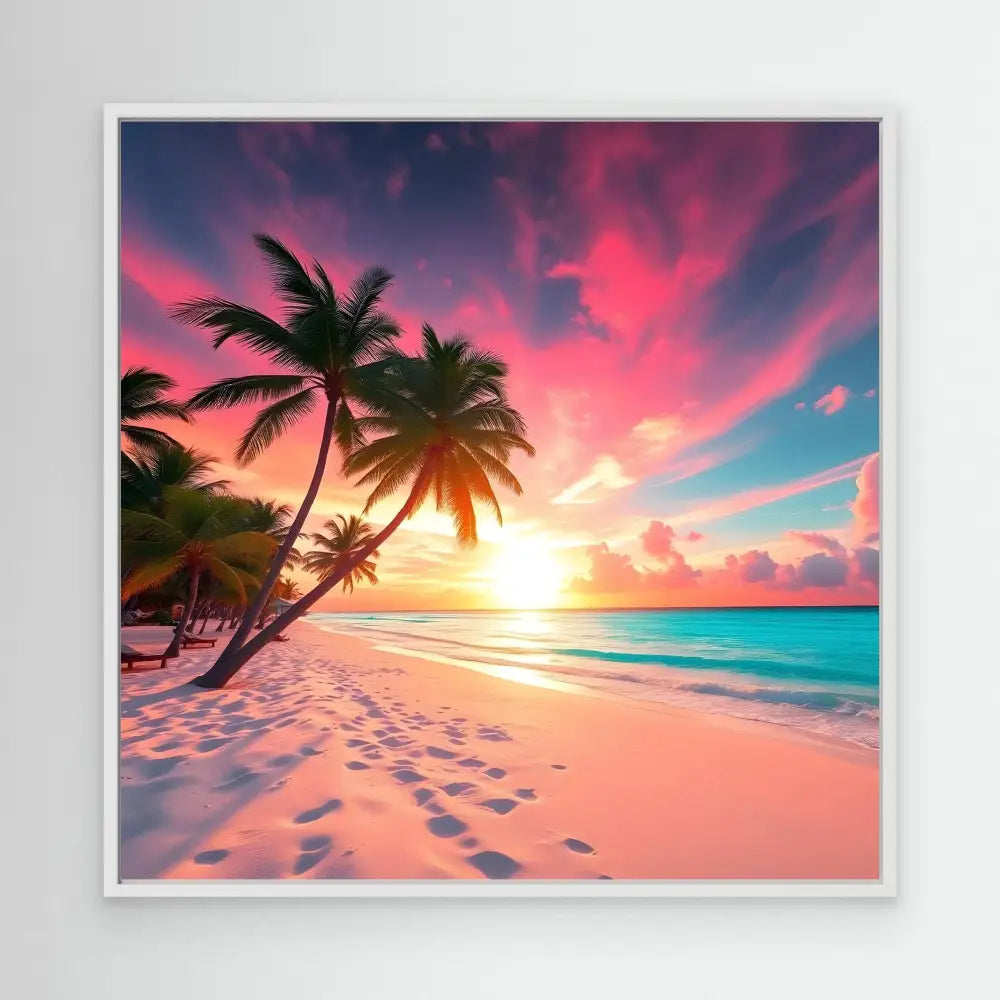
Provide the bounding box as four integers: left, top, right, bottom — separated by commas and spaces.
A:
490, 539, 564, 609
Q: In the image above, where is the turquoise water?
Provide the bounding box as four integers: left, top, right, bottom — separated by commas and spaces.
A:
310, 607, 880, 748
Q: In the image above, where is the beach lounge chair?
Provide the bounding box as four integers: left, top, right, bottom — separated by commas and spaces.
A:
121, 644, 175, 670
181, 630, 218, 648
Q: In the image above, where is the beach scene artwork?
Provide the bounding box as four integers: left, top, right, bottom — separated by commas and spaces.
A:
117, 119, 881, 883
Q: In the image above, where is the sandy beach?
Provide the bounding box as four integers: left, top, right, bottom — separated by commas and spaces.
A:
119, 620, 879, 881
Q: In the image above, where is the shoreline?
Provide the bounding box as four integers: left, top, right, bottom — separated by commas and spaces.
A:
310, 612, 880, 756
323, 625, 878, 767
120, 620, 880, 881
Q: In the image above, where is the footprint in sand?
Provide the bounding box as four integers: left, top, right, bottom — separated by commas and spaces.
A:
139, 757, 185, 779
153, 739, 186, 752
515, 788, 537, 801
345, 738, 367, 748
426, 814, 469, 838
413, 788, 436, 807
294, 835, 332, 875
441, 781, 478, 798
551, 763, 568, 770
483, 767, 506, 779
293, 799, 343, 824
345, 761, 370, 770
267, 753, 298, 767
214, 766, 258, 791
480, 798, 519, 815
390, 768, 426, 784
457, 758, 485, 769
459, 837, 478, 849
299, 745, 321, 757
379, 736, 412, 749
477, 727, 512, 742
193, 848, 230, 865
563, 837, 596, 855
425, 746, 457, 760
466, 850, 521, 879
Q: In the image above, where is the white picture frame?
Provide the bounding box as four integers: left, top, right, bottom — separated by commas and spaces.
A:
104, 103, 897, 898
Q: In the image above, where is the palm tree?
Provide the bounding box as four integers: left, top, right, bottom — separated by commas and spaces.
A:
193, 325, 533, 687
173, 233, 400, 670
302, 514, 380, 593
121, 488, 277, 658
121, 443, 229, 514
272, 575, 302, 602
121, 366, 192, 455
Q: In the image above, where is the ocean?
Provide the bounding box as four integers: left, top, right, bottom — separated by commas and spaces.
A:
309, 607, 880, 749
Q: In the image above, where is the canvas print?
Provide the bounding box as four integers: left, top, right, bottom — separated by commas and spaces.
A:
117, 118, 882, 883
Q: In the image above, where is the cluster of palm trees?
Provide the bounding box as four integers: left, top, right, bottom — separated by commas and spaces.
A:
121, 233, 533, 689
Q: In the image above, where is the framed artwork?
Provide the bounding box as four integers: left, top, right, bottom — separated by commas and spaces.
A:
105, 105, 895, 897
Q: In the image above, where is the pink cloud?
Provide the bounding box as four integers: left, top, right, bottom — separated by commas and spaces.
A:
864, 388, 876, 398
711, 543, 877, 598
795, 401, 806, 410
852, 453, 879, 543
640, 521, 701, 587
573, 521, 701, 594
787, 530, 845, 555
797, 552, 849, 588
723, 550, 778, 584
851, 546, 879, 587
425, 133, 447, 153
686, 531, 704, 542
814, 385, 851, 415
571, 542, 642, 594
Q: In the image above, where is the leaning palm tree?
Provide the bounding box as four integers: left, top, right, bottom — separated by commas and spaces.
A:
173, 233, 400, 670
121, 488, 277, 658
121, 443, 229, 514
302, 514, 380, 593
192, 325, 533, 687
121, 366, 192, 455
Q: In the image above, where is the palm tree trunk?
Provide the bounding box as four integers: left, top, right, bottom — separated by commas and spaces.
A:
210, 398, 339, 670
192, 467, 430, 688
215, 608, 228, 632
165, 572, 200, 658
196, 583, 219, 633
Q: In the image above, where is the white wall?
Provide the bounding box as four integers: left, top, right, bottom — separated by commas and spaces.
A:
3, 1, 998, 996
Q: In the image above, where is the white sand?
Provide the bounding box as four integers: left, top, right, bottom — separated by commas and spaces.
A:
119, 621, 879, 881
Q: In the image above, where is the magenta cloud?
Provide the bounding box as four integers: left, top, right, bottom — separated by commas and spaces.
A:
814, 385, 851, 415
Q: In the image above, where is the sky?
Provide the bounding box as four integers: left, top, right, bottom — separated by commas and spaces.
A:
120, 120, 880, 611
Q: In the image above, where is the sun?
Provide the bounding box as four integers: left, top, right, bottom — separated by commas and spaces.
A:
490, 539, 564, 610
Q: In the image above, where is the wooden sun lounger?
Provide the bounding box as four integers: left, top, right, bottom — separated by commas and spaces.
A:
181, 631, 218, 648
121, 644, 175, 671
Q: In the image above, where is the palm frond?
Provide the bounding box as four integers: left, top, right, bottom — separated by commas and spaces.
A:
234, 387, 318, 466
121, 555, 184, 600
171, 297, 304, 369
121, 424, 185, 455
187, 374, 308, 411
253, 233, 323, 312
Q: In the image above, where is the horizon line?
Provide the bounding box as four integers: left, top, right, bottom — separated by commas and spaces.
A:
308, 602, 880, 615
